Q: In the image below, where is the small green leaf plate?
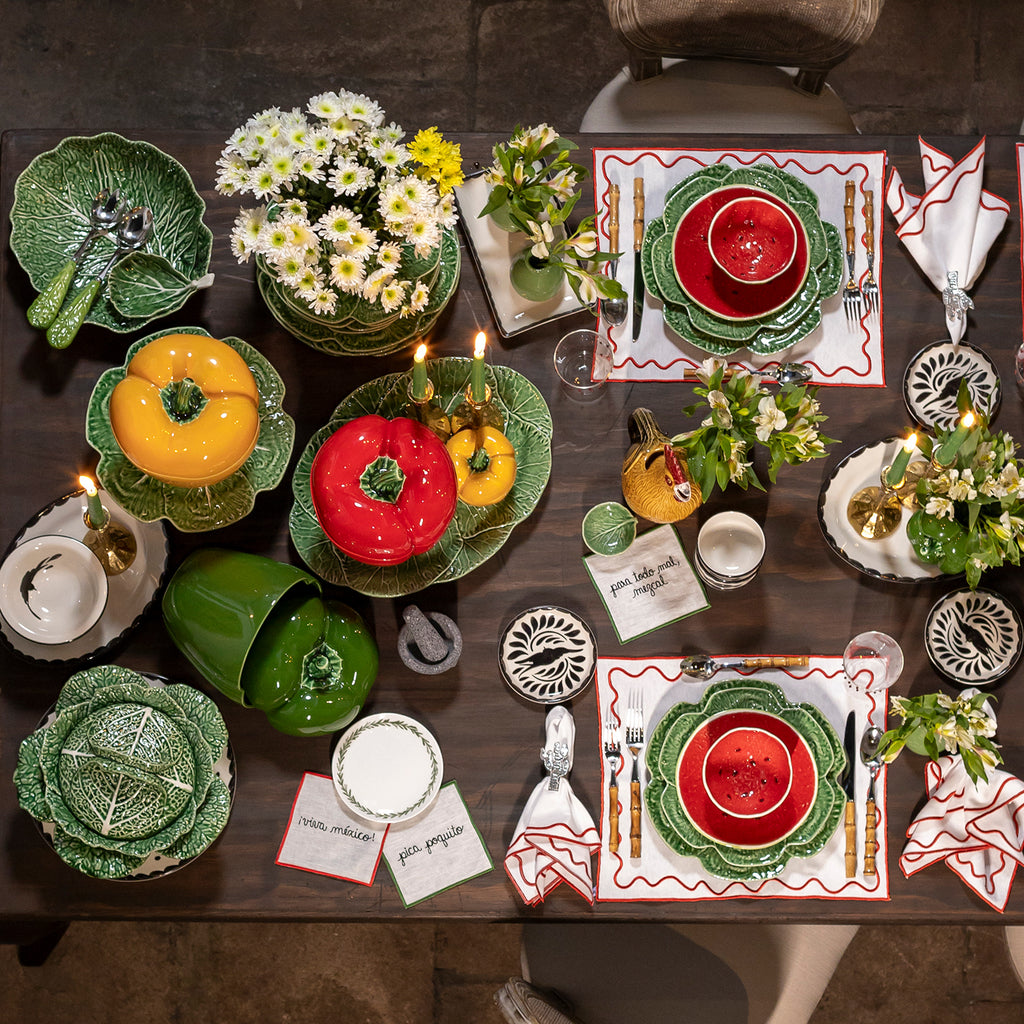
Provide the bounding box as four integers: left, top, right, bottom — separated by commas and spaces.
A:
582, 502, 637, 555
290, 357, 552, 596
85, 326, 295, 532
10, 133, 213, 333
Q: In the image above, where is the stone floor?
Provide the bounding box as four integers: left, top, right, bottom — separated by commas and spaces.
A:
3, 0, 1024, 1020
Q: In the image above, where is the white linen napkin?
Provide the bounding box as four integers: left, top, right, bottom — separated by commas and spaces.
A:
504, 706, 600, 905
886, 138, 1010, 344
900, 754, 1024, 912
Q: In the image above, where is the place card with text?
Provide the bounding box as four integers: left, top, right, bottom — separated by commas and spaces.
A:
583, 524, 709, 642
276, 772, 387, 885
382, 782, 493, 907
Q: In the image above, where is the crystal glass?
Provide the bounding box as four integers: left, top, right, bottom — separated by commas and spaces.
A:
843, 631, 904, 692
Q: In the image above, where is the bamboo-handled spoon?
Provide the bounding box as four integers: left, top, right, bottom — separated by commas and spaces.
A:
27, 188, 126, 329
46, 206, 153, 350
861, 726, 883, 876
680, 654, 809, 680
601, 184, 627, 326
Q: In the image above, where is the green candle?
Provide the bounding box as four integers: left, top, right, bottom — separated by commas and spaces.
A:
470, 331, 487, 403
412, 343, 428, 402
885, 433, 917, 488
80, 475, 109, 530
934, 411, 976, 466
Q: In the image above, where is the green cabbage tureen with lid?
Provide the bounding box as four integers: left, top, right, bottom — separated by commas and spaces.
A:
14, 664, 232, 879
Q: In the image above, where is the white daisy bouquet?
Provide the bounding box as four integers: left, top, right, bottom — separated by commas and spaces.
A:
670, 358, 836, 499
217, 89, 463, 318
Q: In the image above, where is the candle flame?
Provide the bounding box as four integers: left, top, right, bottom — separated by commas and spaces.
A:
79, 475, 97, 497
903, 433, 918, 453
473, 332, 486, 358
961, 411, 976, 429
414, 343, 427, 362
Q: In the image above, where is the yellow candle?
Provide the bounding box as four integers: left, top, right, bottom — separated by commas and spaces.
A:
885, 432, 917, 488
412, 343, 428, 401
470, 331, 487, 403
79, 475, 109, 530
934, 411, 976, 466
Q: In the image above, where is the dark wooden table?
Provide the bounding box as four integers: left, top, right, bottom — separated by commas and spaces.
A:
2, 131, 1023, 932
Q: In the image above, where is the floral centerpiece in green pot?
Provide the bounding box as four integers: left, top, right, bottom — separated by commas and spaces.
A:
217, 90, 464, 356
480, 124, 624, 306
906, 392, 1024, 588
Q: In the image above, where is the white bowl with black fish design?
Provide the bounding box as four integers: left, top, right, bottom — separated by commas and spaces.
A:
0, 535, 108, 644
925, 588, 1023, 688
498, 606, 598, 704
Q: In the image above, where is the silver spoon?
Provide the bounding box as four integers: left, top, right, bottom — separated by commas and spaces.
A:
760, 362, 813, 386
680, 654, 809, 679
860, 726, 883, 876
47, 206, 153, 350
27, 188, 127, 330
601, 183, 627, 326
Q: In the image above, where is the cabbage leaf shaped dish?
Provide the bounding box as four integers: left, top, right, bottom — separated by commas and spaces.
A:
86, 326, 295, 532
645, 678, 845, 880
14, 665, 232, 879
10, 133, 213, 331
641, 164, 843, 356
290, 357, 552, 597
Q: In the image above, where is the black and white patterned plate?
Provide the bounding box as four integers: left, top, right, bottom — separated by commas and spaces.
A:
925, 588, 1023, 688
903, 340, 1001, 431
498, 606, 597, 704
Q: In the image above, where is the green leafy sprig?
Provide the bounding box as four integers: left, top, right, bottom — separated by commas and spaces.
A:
880, 691, 1002, 787
669, 359, 837, 500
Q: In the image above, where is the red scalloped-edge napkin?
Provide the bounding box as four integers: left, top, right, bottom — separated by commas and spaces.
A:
504, 706, 600, 905
901, 754, 1024, 912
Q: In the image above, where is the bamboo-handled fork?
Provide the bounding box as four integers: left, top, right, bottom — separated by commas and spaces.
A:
625, 690, 645, 859
603, 713, 621, 853
862, 189, 879, 317
842, 180, 862, 325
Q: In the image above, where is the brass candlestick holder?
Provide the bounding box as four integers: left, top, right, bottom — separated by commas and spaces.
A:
449, 383, 504, 435
83, 507, 137, 576
405, 379, 452, 442
846, 459, 930, 541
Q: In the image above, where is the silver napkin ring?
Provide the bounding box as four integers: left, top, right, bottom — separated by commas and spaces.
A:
942, 270, 974, 321
542, 740, 570, 790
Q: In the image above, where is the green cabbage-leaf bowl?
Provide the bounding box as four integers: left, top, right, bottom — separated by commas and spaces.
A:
290, 357, 552, 596
14, 665, 232, 880
85, 326, 295, 532
10, 133, 214, 331
645, 678, 845, 880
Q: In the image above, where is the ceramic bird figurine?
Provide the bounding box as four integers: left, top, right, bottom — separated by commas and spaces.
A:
621, 408, 702, 523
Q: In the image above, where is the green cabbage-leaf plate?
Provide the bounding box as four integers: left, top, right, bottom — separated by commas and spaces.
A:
290, 357, 552, 596
257, 228, 460, 356
14, 665, 233, 880
641, 164, 842, 357
645, 678, 845, 880
10, 133, 213, 333
85, 326, 295, 532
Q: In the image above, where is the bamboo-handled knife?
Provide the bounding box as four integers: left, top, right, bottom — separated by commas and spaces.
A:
841, 711, 857, 877
631, 177, 645, 342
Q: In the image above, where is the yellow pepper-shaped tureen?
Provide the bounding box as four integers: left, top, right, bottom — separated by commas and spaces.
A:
109, 332, 261, 487
446, 426, 517, 507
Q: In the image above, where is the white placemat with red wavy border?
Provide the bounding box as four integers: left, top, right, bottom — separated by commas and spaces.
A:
1017, 142, 1024, 350
595, 656, 889, 901
592, 148, 887, 387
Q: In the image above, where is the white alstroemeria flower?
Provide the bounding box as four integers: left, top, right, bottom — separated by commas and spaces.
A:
924, 496, 955, 520
573, 272, 598, 306
695, 357, 722, 386
947, 468, 977, 502
707, 390, 733, 429
728, 440, 752, 482
980, 477, 1008, 498
572, 230, 598, 260
527, 219, 555, 259
753, 394, 787, 442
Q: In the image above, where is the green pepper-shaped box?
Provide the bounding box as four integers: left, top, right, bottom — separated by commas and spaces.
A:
162, 548, 378, 736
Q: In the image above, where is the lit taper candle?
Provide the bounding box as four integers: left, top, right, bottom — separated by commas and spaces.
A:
79, 475, 109, 530
412, 343, 429, 401
470, 331, 487, 403
884, 432, 918, 488
934, 411, 976, 466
